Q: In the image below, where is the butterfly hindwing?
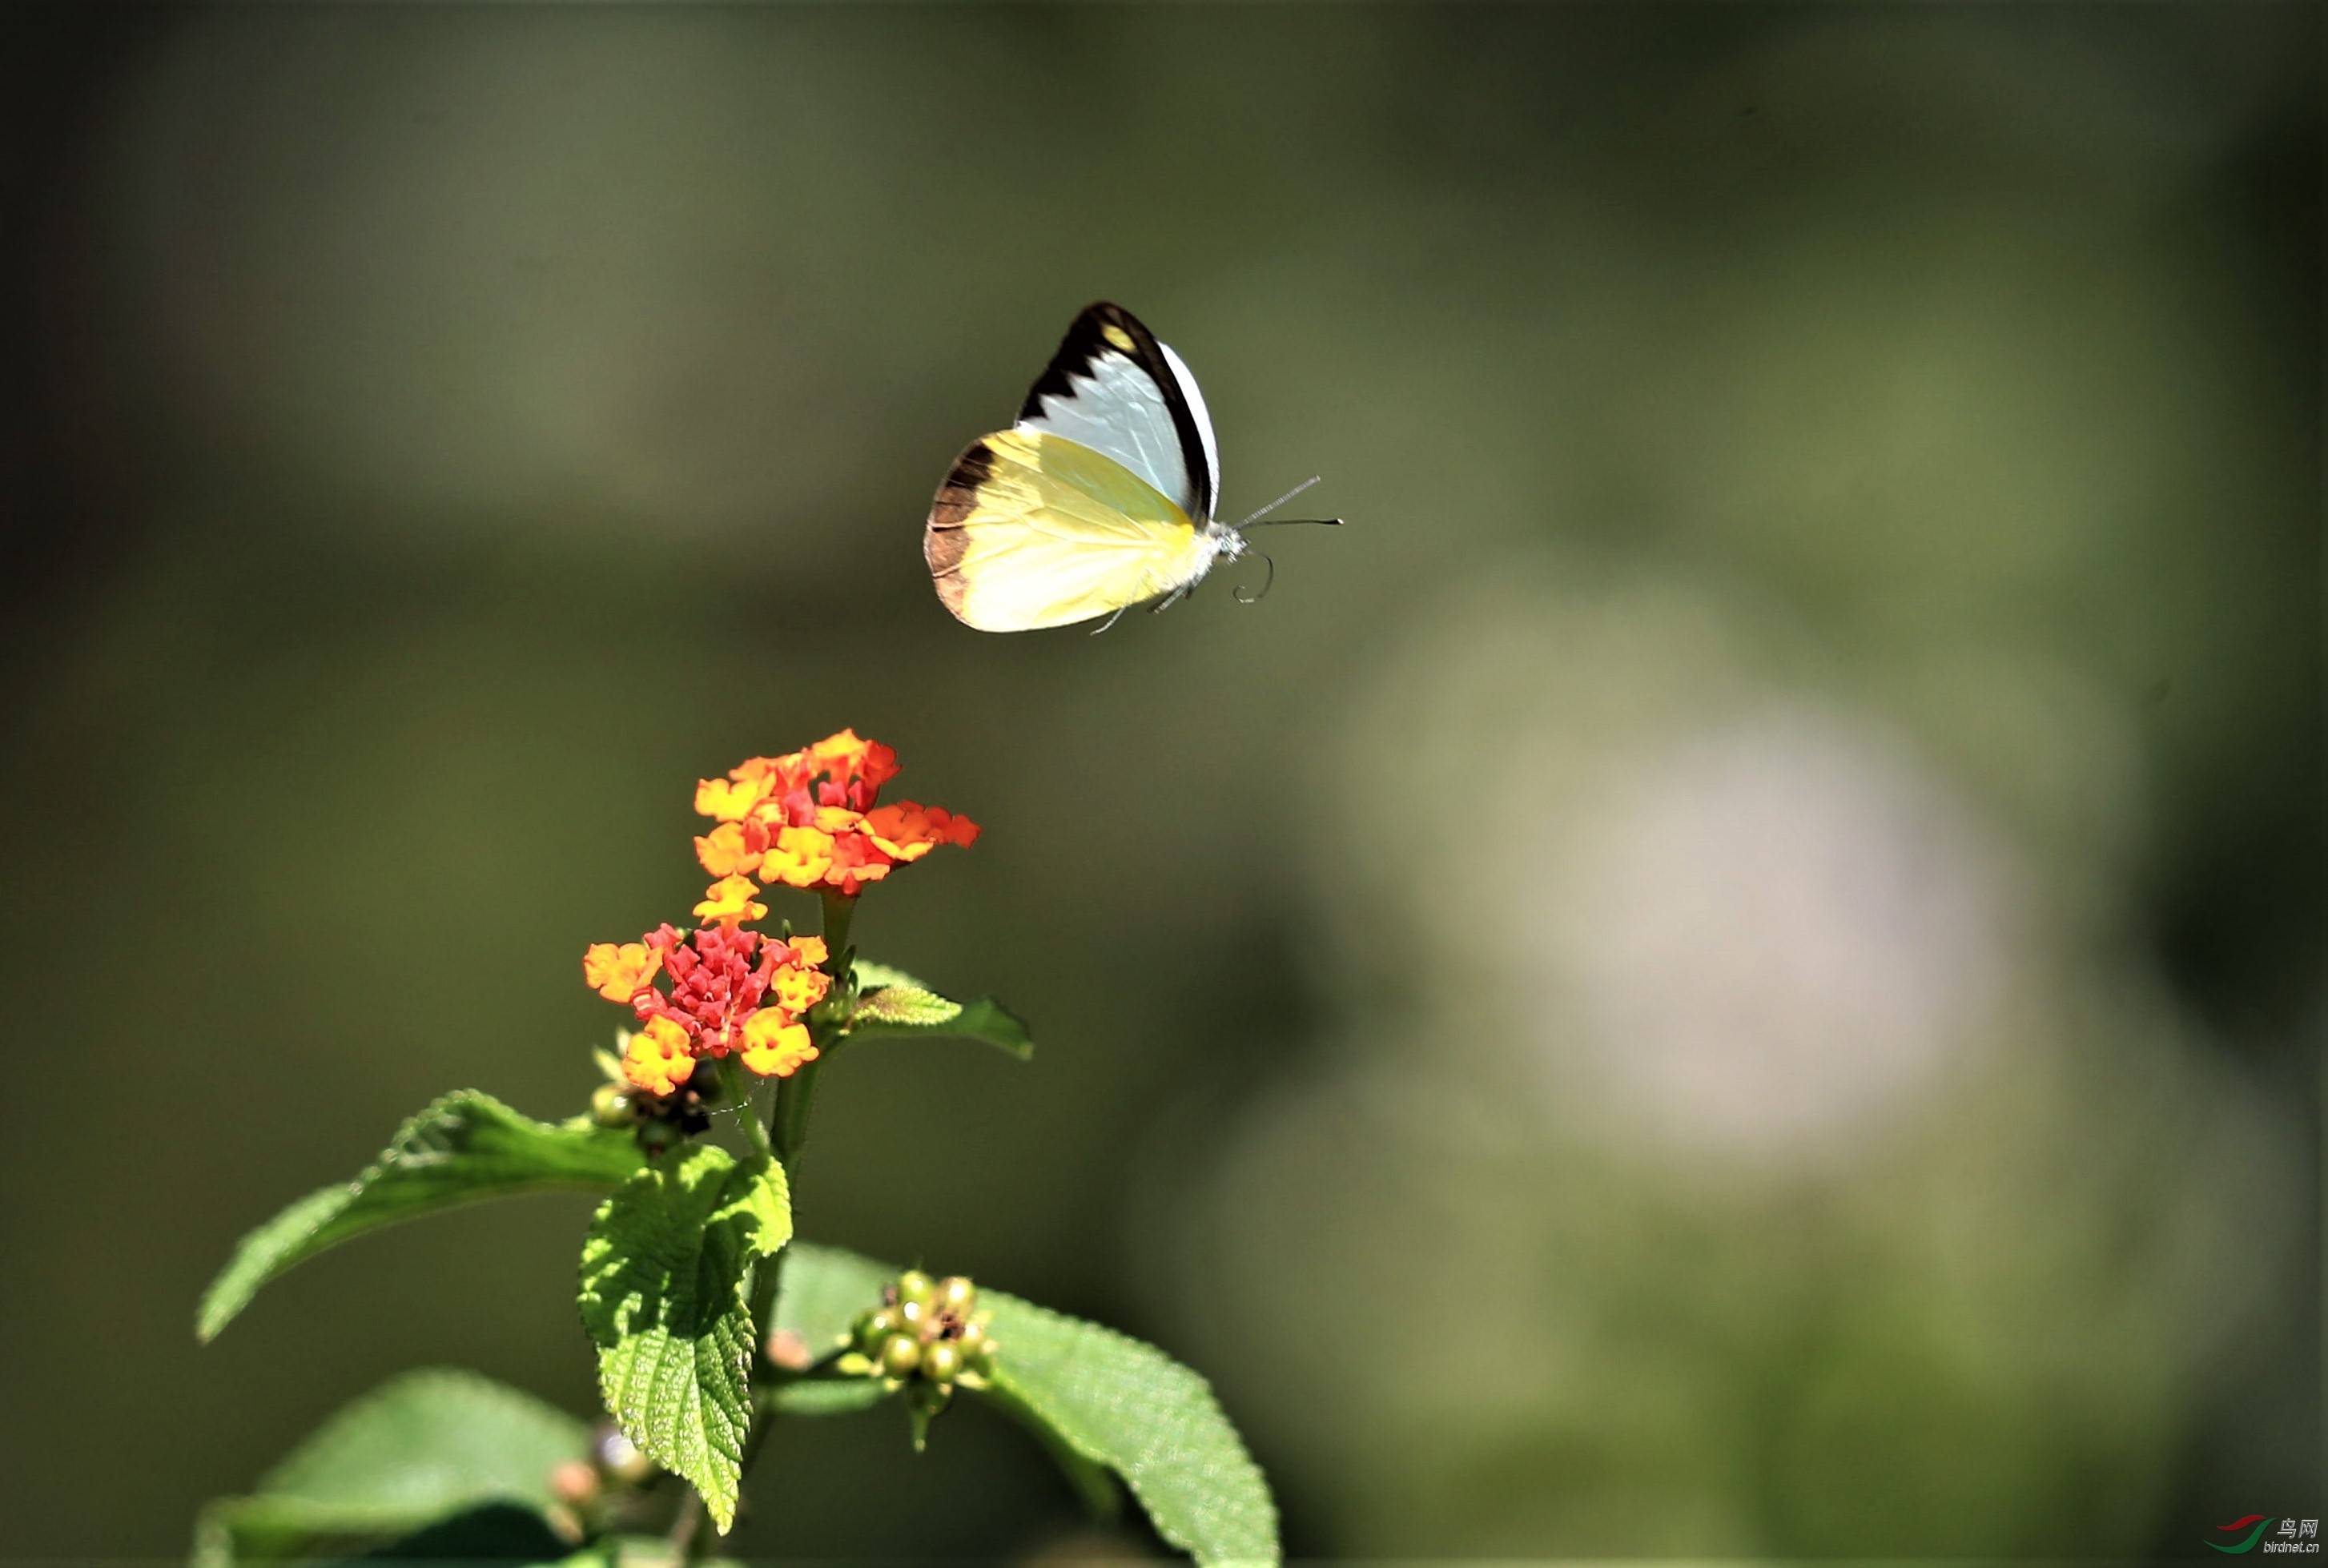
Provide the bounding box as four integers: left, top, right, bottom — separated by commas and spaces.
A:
1015, 303, 1219, 526
926, 428, 1213, 633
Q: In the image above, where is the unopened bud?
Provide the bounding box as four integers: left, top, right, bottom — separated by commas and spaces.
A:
589, 1084, 633, 1128
923, 1341, 962, 1385
935, 1276, 976, 1315
857, 1309, 899, 1351
879, 1334, 923, 1377
895, 1270, 935, 1308
549, 1460, 599, 1506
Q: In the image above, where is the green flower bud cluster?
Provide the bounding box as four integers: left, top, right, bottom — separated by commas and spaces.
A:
836, 1270, 996, 1447
587, 1040, 712, 1153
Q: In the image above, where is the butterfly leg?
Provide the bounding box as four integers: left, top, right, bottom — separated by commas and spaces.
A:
1088, 605, 1131, 637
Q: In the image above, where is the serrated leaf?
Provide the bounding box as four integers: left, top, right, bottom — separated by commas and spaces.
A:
980, 1380, 1123, 1525
577, 1144, 790, 1534
845, 963, 1033, 1061
982, 1295, 1277, 1566
853, 985, 963, 1028
191, 1368, 589, 1568
849, 960, 927, 992
770, 1246, 1276, 1565
199, 1092, 645, 1341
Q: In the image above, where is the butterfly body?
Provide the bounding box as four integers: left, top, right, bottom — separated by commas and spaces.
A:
925, 303, 1285, 633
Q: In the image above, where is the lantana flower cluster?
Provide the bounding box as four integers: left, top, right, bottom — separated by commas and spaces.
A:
583, 926, 830, 1094
583, 730, 979, 1099
691, 728, 979, 908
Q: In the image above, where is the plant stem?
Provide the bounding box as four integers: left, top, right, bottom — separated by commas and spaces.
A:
770, 890, 857, 1167
772, 1061, 821, 1164
717, 1059, 773, 1162
737, 888, 862, 1529
667, 1486, 706, 1561
818, 888, 857, 1002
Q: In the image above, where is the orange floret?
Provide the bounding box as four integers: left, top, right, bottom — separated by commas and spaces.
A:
806, 729, 900, 804
583, 941, 663, 1003
771, 964, 830, 1015
694, 775, 766, 822
623, 1017, 695, 1096
762, 824, 836, 888
785, 935, 829, 968
694, 821, 763, 878
863, 802, 983, 861
823, 830, 894, 896
730, 751, 814, 793
738, 1010, 818, 1077
694, 874, 769, 927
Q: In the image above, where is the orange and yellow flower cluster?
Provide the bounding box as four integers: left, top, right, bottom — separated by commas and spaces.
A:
583, 731, 979, 1098
585, 925, 830, 1094
691, 728, 979, 907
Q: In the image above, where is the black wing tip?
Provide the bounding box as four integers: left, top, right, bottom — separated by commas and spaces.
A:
1017, 301, 1168, 422
1078, 300, 1142, 328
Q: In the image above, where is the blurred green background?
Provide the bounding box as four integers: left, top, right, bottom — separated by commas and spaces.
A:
0, 4, 2316, 1561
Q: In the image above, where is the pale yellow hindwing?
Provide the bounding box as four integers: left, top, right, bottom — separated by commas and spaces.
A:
925, 429, 1209, 632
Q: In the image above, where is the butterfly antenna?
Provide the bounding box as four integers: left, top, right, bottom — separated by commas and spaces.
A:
1233, 548, 1277, 605
1235, 476, 1321, 530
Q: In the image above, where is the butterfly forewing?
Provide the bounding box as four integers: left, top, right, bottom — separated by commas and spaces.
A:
1157, 340, 1222, 521
1014, 303, 1219, 526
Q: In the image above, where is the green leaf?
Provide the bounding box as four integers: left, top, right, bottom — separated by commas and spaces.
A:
766, 1377, 891, 1417
595, 1541, 741, 1568
335, 1502, 573, 1565
770, 1242, 894, 1361
191, 1368, 590, 1568
577, 1144, 791, 1534
759, 1244, 894, 1417
846, 962, 1033, 1061
849, 960, 925, 992
980, 1378, 1124, 1524
852, 985, 963, 1028
199, 1092, 645, 1341
981, 1295, 1277, 1566
770, 1246, 1276, 1566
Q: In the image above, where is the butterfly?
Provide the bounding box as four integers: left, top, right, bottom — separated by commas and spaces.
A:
924, 302, 1337, 633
